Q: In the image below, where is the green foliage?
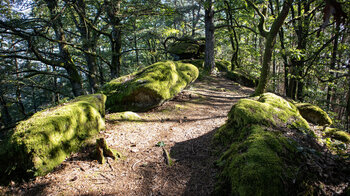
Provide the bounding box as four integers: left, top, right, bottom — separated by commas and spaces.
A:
0, 94, 106, 182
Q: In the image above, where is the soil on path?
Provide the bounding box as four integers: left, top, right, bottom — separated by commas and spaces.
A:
1, 75, 253, 196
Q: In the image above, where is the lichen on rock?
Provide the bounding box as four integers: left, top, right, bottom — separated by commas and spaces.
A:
295, 103, 332, 125
213, 93, 313, 195
0, 94, 106, 182
100, 60, 199, 112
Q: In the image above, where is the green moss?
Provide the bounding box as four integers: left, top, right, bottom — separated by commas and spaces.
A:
324, 127, 350, 143
0, 94, 106, 181
295, 103, 332, 125
108, 111, 142, 121
181, 59, 204, 68
216, 93, 309, 146
225, 70, 257, 88
168, 38, 205, 59
214, 93, 312, 195
100, 61, 199, 112
215, 125, 296, 195
215, 60, 231, 72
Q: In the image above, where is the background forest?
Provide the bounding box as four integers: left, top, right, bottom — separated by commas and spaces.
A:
0, 0, 349, 131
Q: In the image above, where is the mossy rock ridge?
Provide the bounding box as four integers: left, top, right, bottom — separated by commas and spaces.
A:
167, 37, 205, 60
213, 93, 313, 195
101, 61, 199, 112
295, 103, 332, 125
215, 60, 258, 88
0, 94, 106, 183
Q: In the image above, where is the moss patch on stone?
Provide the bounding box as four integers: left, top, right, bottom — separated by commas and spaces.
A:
108, 112, 142, 121
295, 103, 332, 125
324, 127, 350, 144
215, 60, 231, 72
214, 93, 312, 195
100, 61, 199, 112
0, 94, 106, 182
215, 60, 258, 87
168, 38, 205, 60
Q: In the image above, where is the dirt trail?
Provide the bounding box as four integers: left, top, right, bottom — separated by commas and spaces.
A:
2, 75, 253, 196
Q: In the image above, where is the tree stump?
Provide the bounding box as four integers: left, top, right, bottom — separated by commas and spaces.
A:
95, 138, 121, 164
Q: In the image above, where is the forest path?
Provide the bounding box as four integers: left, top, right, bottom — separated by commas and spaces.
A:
5, 75, 254, 196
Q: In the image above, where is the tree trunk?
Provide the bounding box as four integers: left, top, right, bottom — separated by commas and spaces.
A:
204, 0, 215, 73
110, 27, 122, 79
253, 0, 294, 95
45, 0, 84, 97
0, 93, 12, 126
105, 0, 123, 79
74, 0, 100, 94
326, 23, 340, 110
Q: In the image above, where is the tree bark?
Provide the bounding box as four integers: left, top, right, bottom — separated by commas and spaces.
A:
105, 0, 123, 79
0, 93, 12, 126
45, 0, 84, 97
204, 0, 215, 73
253, 0, 294, 95
75, 0, 100, 93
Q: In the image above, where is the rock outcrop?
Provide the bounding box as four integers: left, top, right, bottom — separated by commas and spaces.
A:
214, 93, 311, 195
101, 61, 199, 112
0, 94, 106, 182
167, 37, 205, 60
295, 103, 332, 125
215, 60, 258, 87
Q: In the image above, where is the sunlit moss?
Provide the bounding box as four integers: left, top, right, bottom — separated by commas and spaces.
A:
295, 103, 332, 125
0, 94, 106, 181
108, 111, 142, 121
324, 127, 350, 143
100, 61, 199, 112
214, 93, 312, 195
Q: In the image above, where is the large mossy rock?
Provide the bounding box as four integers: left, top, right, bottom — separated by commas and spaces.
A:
167, 37, 205, 60
101, 61, 199, 112
214, 93, 312, 195
215, 60, 258, 88
0, 94, 106, 182
295, 103, 332, 125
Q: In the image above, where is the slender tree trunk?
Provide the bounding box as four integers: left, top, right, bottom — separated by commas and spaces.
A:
225, 1, 239, 71
133, 20, 140, 67
45, 0, 84, 97
0, 93, 12, 126
204, 0, 215, 73
326, 23, 340, 110
105, 0, 123, 79
253, 0, 293, 95
14, 45, 26, 117
110, 27, 122, 78
52, 66, 59, 104
75, 0, 99, 94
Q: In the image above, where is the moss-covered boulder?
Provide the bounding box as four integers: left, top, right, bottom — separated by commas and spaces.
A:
167, 37, 205, 60
295, 103, 332, 125
101, 61, 199, 112
215, 60, 258, 87
324, 127, 350, 143
214, 93, 312, 195
0, 94, 106, 182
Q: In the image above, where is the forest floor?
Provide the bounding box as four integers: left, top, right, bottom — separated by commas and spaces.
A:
1, 75, 254, 196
